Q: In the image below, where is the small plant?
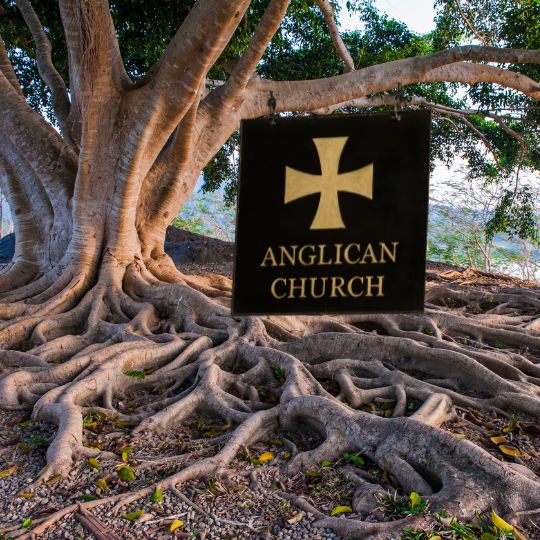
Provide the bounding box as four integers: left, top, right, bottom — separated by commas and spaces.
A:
273, 366, 286, 382
27, 434, 49, 448
457, 336, 470, 345
378, 492, 428, 517
494, 340, 507, 349
124, 369, 145, 379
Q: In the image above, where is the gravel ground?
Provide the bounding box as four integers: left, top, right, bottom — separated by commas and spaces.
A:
0, 410, 343, 539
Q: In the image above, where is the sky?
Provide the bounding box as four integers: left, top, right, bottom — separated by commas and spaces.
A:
339, 0, 437, 34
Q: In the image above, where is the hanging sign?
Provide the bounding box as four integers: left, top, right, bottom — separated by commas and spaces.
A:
232, 110, 431, 315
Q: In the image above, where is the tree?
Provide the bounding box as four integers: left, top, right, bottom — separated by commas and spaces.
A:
0, 0, 539, 537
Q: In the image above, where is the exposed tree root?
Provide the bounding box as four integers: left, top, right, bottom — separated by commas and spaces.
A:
0, 264, 539, 539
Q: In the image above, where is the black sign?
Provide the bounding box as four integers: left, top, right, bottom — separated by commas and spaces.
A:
232, 110, 431, 315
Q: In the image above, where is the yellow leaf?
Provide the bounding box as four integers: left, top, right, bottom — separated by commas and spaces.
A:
45, 474, 62, 485
169, 519, 184, 532
502, 427, 513, 433
121, 447, 133, 463
491, 510, 514, 532
258, 452, 274, 462
513, 528, 529, 540
453, 433, 466, 438
95, 478, 107, 491
287, 511, 305, 524
429, 536, 442, 540
268, 439, 283, 446
490, 436, 507, 444
19, 493, 35, 499
0, 466, 18, 478
87, 458, 100, 469
330, 505, 352, 516
498, 445, 523, 457
384, 408, 393, 417
409, 491, 421, 508
283, 451, 292, 460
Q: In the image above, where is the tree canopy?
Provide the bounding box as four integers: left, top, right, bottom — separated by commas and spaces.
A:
2, 0, 539, 239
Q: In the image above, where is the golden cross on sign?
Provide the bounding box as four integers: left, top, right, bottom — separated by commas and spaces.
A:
284, 137, 374, 229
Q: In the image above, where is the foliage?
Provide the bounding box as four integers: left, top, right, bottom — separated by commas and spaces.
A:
172, 189, 236, 241
428, 170, 540, 279
2, 0, 539, 243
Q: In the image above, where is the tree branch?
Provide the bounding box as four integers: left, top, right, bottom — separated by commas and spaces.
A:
241, 46, 540, 117
57, 0, 130, 104
455, 0, 488, 44
314, 94, 502, 165
128, 0, 252, 169
136, 0, 251, 121
0, 71, 77, 197
15, 0, 71, 128
0, 35, 24, 96
218, 0, 291, 103
316, 0, 354, 72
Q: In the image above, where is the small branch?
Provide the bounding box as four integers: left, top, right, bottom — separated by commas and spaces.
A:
74, 506, 122, 540
455, 0, 488, 44
15, 0, 71, 127
316, 0, 354, 72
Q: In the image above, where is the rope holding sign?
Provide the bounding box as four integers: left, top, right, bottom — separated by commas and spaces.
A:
394, 83, 403, 122
268, 90, 277, 125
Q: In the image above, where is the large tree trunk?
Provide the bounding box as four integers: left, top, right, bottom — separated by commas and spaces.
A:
1, 1, 540, 538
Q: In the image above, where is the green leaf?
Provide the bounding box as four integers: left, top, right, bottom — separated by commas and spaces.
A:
116, 465, 135, 482
21, 518, 32, 529
320, 460, 333, 468
150, 487, 163, 503
124, 370, 145, 379
122, 509, 144, 521
343, 453, 365, 466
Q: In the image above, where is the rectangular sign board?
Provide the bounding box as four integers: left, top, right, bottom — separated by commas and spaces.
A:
232, 110, 431, 315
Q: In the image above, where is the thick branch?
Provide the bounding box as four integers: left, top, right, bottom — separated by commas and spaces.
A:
0, 71, 77, 197
316, 0, 354, 72
0, 36, 23, 96
219, 0, 291, 103
57, 0, 130, 104
16, 0, 71, 128
131, 0, 251, 143
242, 46, 540, 116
